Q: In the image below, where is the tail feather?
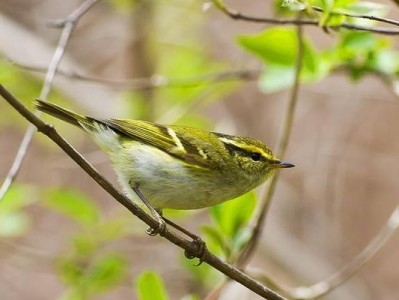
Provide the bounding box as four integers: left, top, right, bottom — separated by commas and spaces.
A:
36, 100, 122, 150
36, 100, 94, 130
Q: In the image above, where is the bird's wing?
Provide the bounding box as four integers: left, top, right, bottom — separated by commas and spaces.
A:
103, 119, 214, 169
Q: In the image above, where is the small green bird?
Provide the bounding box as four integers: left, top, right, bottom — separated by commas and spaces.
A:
36, 100, 293, 232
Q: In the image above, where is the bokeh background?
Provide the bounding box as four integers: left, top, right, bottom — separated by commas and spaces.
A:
1, 0, 399, 299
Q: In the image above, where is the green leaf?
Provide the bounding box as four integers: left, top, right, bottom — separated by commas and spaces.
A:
237, 28, 298, 66
324, 14, 347, 26
201, 225, 228, 256
237, 27, 320, 75
57, 257, 85, 286
0, 184, 37, 215
338, 1, 387, 15
209, 203, 223, 228
72, 234, 98, 256
274, 0, 298, 15
85, 253, 129, 293
312, 0, 356, 10
340, 32, 377, 52
259, 65, 296, 93
372, 50, 399, 75
231, 227, 253, 253
0, 184, 36, 236
258, 49, 331, 93
136, 271, 169, 300
0, 213, 30, 237
321, 0, 334, 10
58, 253, 129, 294
332, 0, 358, 8
210, 192, 256, 238
43, 189, 100, 226
281, 0, 306, 11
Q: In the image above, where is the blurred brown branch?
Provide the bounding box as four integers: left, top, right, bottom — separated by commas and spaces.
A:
0, 84, 287, 300
237, 16, 304, 269
6, 59, 259, 90
247, 205, 399, 299
212, 0, 399, 35
0, 0, 100, 202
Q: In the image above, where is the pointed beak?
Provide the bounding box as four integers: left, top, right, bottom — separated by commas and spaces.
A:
274, 160, 295, 168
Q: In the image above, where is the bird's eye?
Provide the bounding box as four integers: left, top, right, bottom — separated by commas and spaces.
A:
251, 152, 261, 161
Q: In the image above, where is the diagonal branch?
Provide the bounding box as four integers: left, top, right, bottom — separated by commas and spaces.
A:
0, 84, 287, 300
237, 20, 304, 268
0, 0, 100, 202
212, 0, 399, 35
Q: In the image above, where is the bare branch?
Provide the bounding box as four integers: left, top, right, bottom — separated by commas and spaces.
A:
0, 0, 100, 202
247, 205, 399, 299
290, 205, 399, 299
237, 19, 304, 268
212, 0, 399, 35
0, 84, 287, 300
6, 59, 259, 90
312, 6, 399, 27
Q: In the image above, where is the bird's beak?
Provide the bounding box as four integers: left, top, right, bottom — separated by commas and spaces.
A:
274, 160, 295, 168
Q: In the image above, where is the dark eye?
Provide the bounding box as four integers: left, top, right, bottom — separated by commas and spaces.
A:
251, 152, 261, 161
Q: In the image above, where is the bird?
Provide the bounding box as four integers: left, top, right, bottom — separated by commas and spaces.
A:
36, 100, 294, 234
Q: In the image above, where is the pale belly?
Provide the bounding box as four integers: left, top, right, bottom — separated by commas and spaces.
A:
110, 143, 249, 210
90, 127, 260, 210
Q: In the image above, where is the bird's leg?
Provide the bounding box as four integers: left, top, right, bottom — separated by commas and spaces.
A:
132, 185, 166, 236
131, 184, 206, 263
162, 216, 207, 265
162, 216, 198, 240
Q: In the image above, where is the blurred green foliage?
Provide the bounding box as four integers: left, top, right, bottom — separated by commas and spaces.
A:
2, 0, 399, 299
43, 189, 100, 227
237, 27, 328, 92
237, 0, 399, 93
136, 270, 169, 300
0, 184, 37, 236
42, 188, 135, 299
118, 0, 240, 125
203, 192, 256, 262
58, 252, 129, 300
0, 60, 72, 128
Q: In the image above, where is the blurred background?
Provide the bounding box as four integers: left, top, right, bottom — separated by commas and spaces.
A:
1, 0, 399, 299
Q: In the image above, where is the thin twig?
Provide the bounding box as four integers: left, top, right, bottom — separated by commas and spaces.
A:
246, 205, 399, 299
204, 280, 229, 300
0, 0, 100, 202
0, 85, 287, 300
290, 205, 399, 299
312, 6, 399, 27
212, 0, 399, 35
156, 85, 222, 124
237, 21, 304, 268
6, 59, 259, 90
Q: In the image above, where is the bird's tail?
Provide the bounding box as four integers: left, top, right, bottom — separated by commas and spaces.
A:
36, 100, 96, 131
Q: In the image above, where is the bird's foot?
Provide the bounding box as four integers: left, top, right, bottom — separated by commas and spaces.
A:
184, 236, 207, 266
145, 216, 166, 236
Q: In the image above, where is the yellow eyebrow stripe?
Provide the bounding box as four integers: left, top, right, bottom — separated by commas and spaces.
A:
219, 137, 274, 160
